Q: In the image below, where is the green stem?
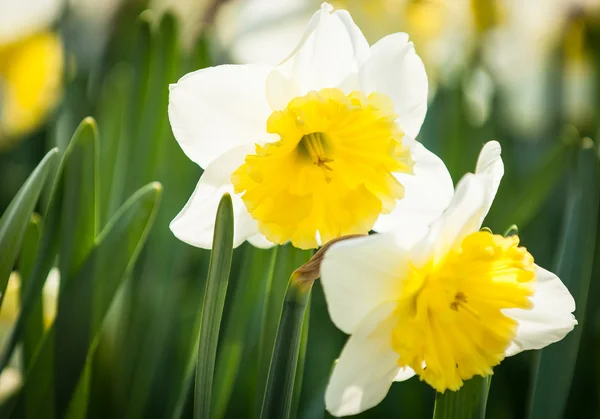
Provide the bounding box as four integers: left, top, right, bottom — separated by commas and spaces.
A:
433, 376, 491, 419
260, 273, 313, 419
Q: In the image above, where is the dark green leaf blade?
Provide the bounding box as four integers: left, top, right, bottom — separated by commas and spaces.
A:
0, 148, 58, 307
489, 135, 578, 231
193, 194, 234, 419
57, 116, 99, 283
18, 213, 44, 371
7, 182, 162, 419
260, 275, 313, 419
527, 139, 599, 419
211, 245, 277, 419
55, 116, 99, 418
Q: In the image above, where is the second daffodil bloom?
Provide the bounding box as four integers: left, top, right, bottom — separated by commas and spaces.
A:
0, 0, 64, 148
169, 3, 453, 249
320, 141, 577, 416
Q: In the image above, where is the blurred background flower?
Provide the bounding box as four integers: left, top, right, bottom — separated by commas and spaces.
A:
0, 269, 59, 405
0, 0, 65, 149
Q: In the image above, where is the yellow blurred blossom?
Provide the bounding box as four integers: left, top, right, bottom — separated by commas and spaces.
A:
0, 0, 64, 149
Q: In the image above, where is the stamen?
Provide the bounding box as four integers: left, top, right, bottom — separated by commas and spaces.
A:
299, 132, 334, 182
450, 292, 468, 311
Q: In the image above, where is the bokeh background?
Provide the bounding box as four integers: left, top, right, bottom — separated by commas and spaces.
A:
1, 0, 600, 418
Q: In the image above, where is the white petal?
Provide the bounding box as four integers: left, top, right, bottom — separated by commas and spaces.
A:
320, 233, 408, 335
170, 144, 260, 249
360, 33, 428, 138
326, 304, 405, 417
373, 141, 453, 248
214, 0, 312, 66
276, 3, 370, 92
168, 64, 276, 169
247, 233, 277, 249
418, 173, 487, 265
265, 69, 301, 110
394, 366, 416, 382
475, 141, 504, 220
504, 266, 577, 357
0, 0, 63, 44
0, 368, 22, 404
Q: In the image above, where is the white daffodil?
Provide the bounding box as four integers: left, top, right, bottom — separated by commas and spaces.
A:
169, 3, 453, 250
320, 141, 577, 416
0, 0, 64, 148
483, 0, 600, 135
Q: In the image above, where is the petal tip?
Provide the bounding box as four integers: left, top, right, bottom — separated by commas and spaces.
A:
320, 2, 334, 13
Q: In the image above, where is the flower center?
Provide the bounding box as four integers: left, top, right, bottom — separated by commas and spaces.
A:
391, 231, 536, 392
298, 132, 334, 179
231, 88, 413, 249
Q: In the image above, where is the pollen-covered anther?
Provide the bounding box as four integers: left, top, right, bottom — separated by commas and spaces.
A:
450, 292, 468, 311
299, 132, 334, 182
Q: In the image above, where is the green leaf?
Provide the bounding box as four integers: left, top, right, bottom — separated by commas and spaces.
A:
290, 295, 310, 419
489, 135, 578, 231
55, 117, 99, 419
433, 376, 490, 419
193, 194, 234, 419
0, 118, 100, 376
211, 245, 277, 419
260, 274, 313, 419
96, 63, 134, 225
18, 213, 44, 371
256, 245, 312, 417
0, 119, 98, 375
125, 12, 180, 195
17, 214, 45, 419
297, 281, 346, 419
113, 13, 193, 419
0, 148, 58, 307
6, 182, 162, 419
58, 116, 99, 283
527, 139, 599, 419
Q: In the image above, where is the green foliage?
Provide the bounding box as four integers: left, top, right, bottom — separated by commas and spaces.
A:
433, 377, 490, 419
527, 140, 600, 419
261, 274, 313, 419
0, 148, 58, 306
194, 194, 234, 419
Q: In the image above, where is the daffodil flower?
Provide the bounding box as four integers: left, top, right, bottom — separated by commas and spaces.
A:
482, 0, 600, 135
320, 141, 577, 416
169, 3, 453, 249
0, 0, 64, 147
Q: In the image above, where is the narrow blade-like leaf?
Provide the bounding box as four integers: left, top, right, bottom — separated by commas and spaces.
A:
0, 119, 101, 373
527, 140, 599, 419
260, 275, 313, 419
7, 182, 162, 418
193, 194, 234, 419
0, 148, 58, 307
